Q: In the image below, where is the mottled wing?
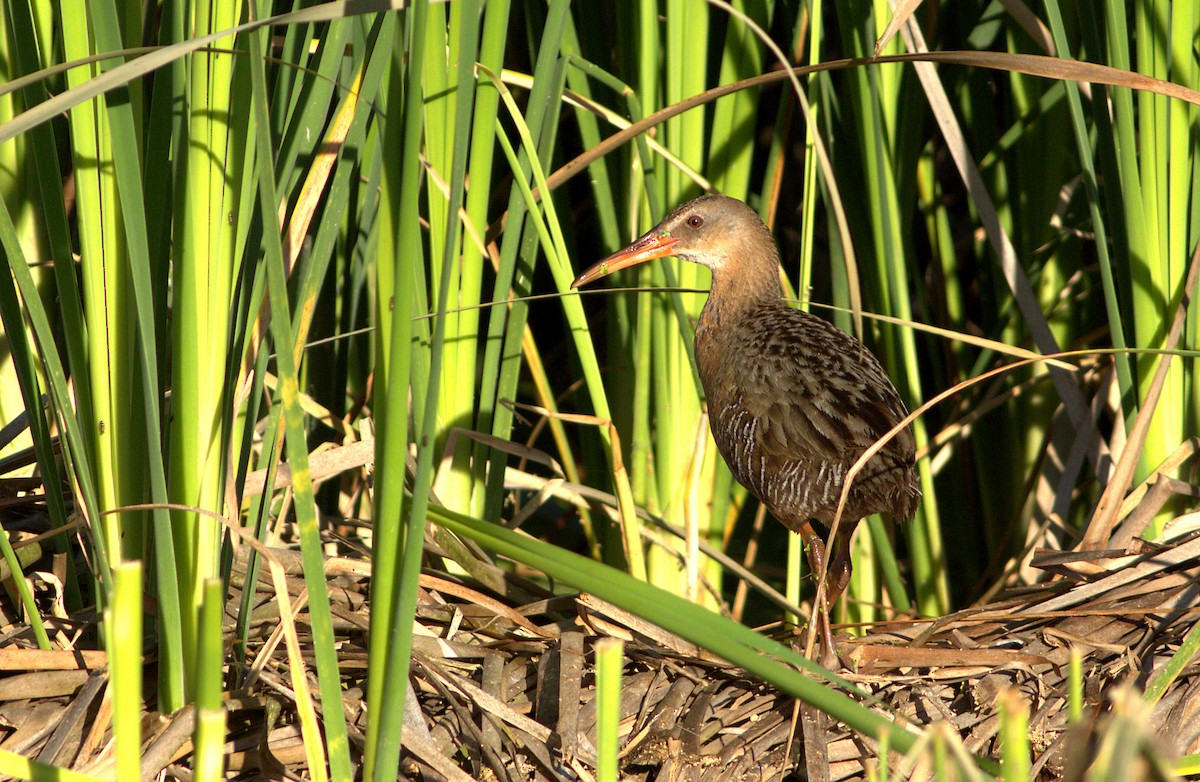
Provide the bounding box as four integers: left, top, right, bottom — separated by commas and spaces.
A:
705, 305, 918, 524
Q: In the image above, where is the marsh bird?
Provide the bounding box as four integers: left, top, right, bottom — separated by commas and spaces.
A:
572, 194, 920, 654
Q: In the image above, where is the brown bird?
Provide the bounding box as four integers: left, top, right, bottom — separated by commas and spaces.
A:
572, 194, 920, 653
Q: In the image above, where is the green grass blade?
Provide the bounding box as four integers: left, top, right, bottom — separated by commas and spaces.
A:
0, 197, 109, 594
594, 637, 624, 782
193, 578, 227, 782
0, 749, 108, 781
106, 561, 142, 781
245, 19, 350, 780
366, 4, 426, 777
998, 688, 1031, 782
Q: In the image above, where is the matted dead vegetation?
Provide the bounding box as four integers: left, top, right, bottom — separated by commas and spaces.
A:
0, 437, 1198, 781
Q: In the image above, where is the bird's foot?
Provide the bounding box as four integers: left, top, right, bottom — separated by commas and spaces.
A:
791, 610, 842, 669
816, 613, 847, 670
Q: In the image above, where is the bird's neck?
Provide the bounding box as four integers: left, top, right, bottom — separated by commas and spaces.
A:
701, 265, 783, 335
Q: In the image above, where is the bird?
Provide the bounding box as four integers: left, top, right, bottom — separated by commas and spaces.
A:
572, 194, 920, 655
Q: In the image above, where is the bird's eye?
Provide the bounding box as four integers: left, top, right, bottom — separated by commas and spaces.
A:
687, 215, 703, 228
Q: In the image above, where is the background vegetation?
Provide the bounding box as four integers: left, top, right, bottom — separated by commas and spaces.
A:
0, 0, 1196, 778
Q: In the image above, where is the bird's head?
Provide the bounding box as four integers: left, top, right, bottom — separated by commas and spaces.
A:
572, 194, 779, 289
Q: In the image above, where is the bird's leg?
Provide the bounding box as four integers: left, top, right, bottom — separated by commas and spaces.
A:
825, 523, 857, 608
799, 521, 838, 661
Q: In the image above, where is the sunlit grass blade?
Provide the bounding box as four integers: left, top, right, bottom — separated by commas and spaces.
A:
462, 0, 513, 522
1143, 617, 1200, 705
0, 196, 109, 597
60, 0, 139, 569
1041, 0, 1134, 412
594, 637, 624, 782
245, 20, 351, 780
232, 24, 391, 683
998, 688, 1031, 782
472, 2, 574, 539
1068, 646, 1083, 724
193, 578, 226, 782
480, 61, 638, 571
366, 3, 427, 778
75, 0, 187, 706
0, 527, 47, 648
0, 749, 107, 782
106, 561, 141, 781
376, 0, 489, 771
1, 0, 79, 567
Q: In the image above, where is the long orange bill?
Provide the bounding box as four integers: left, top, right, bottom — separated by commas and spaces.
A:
571, 232, 680, 289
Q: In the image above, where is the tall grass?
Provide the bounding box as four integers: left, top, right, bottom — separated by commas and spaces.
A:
0, 0, 1195, 778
